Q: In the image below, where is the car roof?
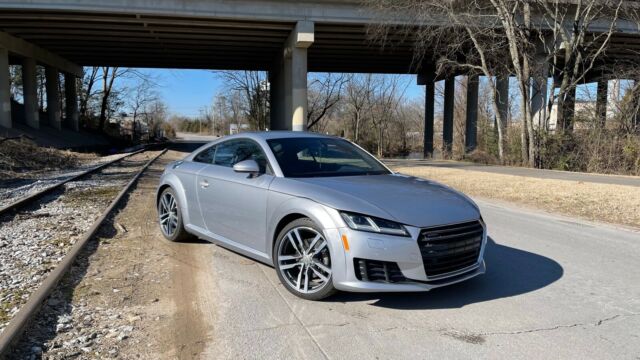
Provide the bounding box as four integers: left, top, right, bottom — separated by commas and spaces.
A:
222, 131, 339, 142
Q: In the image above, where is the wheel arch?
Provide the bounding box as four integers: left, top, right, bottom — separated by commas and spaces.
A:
272, 213, 307, 253
156, 173, 191, 225
268, 197, 339, 260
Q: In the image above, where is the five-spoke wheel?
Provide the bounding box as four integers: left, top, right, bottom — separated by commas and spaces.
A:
275, 218, 336, 300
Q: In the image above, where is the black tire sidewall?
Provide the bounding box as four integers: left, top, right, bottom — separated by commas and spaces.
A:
274, 217, 337, 301
158, 187, 189, 242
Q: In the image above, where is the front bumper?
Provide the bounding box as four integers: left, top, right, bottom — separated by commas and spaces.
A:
326, 222, 487, 293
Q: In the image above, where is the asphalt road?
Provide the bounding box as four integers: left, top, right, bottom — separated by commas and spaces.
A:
187, 199, 639, 359
384, 159, 640, 187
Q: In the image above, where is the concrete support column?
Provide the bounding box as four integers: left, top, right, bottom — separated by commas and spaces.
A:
22, 57, 39, 129
442, 76, 455, 156
290, 46, 308, 131
0, 47, 11, 129
530, 56, 549, 129
270, 21, 314, 131
64, 73, 79, 131
465, 75, 479, 153
596, 79, 608, 128
418, 68, 435, 158
496, 74, 509, 133
45, 66, 61, 130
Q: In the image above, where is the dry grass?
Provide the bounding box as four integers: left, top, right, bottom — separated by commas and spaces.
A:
0, 138, 81, 179
392, 166, 640, 228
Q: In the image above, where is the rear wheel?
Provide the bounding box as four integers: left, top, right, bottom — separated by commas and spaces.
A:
274, 218, 336, 300
158, 187, 191, 242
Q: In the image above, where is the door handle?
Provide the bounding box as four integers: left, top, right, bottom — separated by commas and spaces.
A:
199, 180, 209, 188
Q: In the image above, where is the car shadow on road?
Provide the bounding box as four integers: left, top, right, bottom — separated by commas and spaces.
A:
328, 237, 564, 309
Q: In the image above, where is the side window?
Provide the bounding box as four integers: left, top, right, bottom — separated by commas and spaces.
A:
214, 139, 271, 173
193, 145, 217, 164
213, 140, 241, 167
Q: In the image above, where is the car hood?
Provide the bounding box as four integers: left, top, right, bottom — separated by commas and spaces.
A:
269, 173, 480, 228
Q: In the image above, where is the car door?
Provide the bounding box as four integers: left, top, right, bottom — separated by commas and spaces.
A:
196, 138, 275, 254
182, 144, 219, 230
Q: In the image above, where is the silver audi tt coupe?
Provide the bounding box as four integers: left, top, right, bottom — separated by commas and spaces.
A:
157, 131, 487, 300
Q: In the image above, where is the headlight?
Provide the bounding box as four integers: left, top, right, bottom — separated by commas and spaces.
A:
340, 212, 409, 237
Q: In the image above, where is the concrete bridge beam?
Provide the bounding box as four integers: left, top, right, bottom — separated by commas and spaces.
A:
0, 32, 82, 77
45, 66, 62, 130
531, 54, 549, 129
22, 57, 39, 129
418, 69, 436, 158
465, 75, 479, 153
0, 47, 10, 129
270, 21, 314, 131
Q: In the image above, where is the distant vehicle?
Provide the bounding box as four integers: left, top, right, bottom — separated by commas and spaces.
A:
157, 131, 487, 300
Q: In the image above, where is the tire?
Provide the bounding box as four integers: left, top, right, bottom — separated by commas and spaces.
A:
274, 217, 337, 300
157, 187, 192, 242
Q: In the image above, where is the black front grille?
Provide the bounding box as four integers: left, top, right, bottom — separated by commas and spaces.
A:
354, 258, 407, 283
419, 220, 483, 277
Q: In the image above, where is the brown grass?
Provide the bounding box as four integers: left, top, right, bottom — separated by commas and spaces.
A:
392, 166, 640, 228
0, 138, 81, 179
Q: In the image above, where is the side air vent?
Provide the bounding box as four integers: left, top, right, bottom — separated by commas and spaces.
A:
354, 258, 407, 283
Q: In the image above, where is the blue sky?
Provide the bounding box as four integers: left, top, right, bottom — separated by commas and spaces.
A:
136, 69, 425, 117
142, 69, 224, 117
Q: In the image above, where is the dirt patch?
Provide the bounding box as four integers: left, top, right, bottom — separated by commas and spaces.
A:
9, 150, 216, 359
444, 331, 486, 345
392, 166, 640, 228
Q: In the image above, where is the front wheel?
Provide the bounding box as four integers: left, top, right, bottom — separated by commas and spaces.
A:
274, 218, 336, 300
158, 187, 191, 242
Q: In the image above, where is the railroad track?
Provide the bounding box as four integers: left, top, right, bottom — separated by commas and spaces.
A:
0, 147, 167, 356
0, 147, 150, 217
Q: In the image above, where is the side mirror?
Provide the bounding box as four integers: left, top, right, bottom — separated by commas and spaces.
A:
233, 159, 260, 174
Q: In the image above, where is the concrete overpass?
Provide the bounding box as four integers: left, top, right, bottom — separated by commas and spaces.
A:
0, 0, 639, 153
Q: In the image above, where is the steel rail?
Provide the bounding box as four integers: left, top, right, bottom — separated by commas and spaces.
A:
0, 148, 168, 356
0, 147, 147, 218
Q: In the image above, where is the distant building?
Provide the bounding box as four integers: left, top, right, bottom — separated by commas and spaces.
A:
229, 123, 250, 134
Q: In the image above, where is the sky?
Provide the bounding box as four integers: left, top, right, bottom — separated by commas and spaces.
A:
132, 69, 426, 118
141, 69, 224, 117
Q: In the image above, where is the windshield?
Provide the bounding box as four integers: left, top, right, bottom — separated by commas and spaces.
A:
267, 137, 390, 178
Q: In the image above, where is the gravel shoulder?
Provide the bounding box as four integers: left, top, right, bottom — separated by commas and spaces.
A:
0, 152, 133, 210
8, 150, 216, 359
0, 150, 162, 355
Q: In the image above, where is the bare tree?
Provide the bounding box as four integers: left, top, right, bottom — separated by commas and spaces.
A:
367, 0, 626, 167
344, 74, 375, 142
127, 77, 159, 140
79, 66, 99, 125
367, 0, 512, 162
307, 73, 349, 131
537, 0, 623, 132
217, 71, 269, 131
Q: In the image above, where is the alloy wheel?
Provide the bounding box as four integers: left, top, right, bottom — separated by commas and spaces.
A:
159, 192, 179, 237
277, 226, 332, 294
